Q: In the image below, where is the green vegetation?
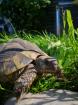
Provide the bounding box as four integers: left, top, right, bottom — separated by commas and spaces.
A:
0, 0, 51, 31
0, 29, 78, 93
20, 31, 78, 93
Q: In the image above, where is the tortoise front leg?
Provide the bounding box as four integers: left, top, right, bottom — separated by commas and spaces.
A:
14, 64, 37, 100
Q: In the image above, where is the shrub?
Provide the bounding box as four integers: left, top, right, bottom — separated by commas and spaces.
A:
0, 0, 51, 31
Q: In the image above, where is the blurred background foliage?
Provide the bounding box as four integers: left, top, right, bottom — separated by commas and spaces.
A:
0, 0, 51, 32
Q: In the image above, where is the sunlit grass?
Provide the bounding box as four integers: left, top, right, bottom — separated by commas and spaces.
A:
0, 30, 78, 93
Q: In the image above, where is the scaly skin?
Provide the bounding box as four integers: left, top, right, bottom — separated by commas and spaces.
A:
14, 64, 37, 100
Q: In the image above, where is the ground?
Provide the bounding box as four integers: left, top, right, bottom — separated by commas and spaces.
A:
5, 89, 78, 105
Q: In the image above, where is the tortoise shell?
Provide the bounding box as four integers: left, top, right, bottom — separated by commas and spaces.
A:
0, 38, 48, 81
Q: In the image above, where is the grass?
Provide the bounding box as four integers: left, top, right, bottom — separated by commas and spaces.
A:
0, 30, 78, 95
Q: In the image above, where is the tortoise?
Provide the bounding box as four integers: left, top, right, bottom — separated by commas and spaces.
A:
0, 38, 63, 99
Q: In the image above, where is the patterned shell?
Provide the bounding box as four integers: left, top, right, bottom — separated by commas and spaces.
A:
0, 38, 47, 77
0, 50, 32, 76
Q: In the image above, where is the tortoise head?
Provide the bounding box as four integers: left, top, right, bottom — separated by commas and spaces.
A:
35, 56, 64, 79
